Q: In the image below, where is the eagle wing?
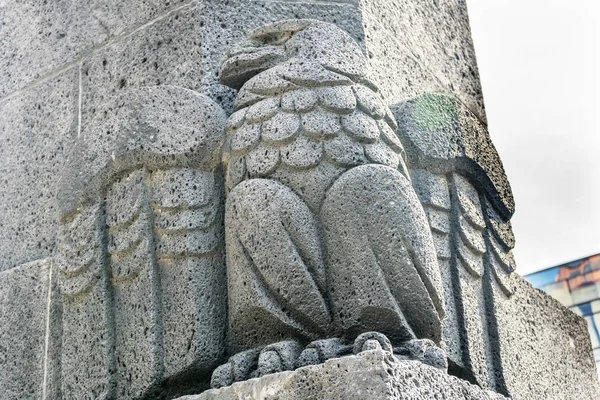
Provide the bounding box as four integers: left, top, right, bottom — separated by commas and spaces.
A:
396, 92, 516, 390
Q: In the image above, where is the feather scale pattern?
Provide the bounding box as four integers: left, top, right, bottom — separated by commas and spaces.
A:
223, 78, 405, 191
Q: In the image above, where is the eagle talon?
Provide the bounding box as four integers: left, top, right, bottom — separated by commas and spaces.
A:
210, 348, 261, 389
353, 332, 393, 354
296, 338, 351, 368
210, 362, 234, 389
395, 339, 448, 371
256, 340, 303, 377
256, 350, 284, 377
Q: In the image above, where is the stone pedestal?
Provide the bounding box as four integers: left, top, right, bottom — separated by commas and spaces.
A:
178, 350, 507, 400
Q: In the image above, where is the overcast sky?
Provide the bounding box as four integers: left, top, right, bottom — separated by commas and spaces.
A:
465, 0, 600, 275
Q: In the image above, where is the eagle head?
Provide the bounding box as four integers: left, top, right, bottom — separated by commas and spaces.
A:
220, 19, 370, 90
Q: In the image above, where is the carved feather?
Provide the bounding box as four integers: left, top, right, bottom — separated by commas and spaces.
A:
57, 202, 104, 296
412, 168, 515, 293
281, 88, 318, 113
483, 198, 517, 296
106, 169, 152, 282
410, 166, 516, 390
409, 168, 451, 260
226, 179, 331, 336
223, 72, 405, 192
452, 173, 486, 279
150, 168, 222, 260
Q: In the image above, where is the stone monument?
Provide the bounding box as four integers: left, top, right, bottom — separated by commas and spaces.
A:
0, 1, 598, 400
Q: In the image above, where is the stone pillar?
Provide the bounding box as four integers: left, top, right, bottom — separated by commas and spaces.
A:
0, 1, 599, 400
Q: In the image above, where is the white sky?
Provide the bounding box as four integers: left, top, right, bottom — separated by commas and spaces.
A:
465, 0, 600, 275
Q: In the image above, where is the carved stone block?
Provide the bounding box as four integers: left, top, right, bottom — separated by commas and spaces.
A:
215, 21, 445, 387
0, 0, 192, 97
0, 68, 78, 272
359, 0, 486, 123
0, 260, 54, 400
493, 276, 600, 399
57, 202, 112, 399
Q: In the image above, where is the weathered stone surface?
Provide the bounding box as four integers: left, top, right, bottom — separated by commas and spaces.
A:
360, 0, 486, 124
0, 0, 192, 98
0, 67, 78, 272
79, 0, 363, 129
196, 0, 364, 113
396, 90, 600, 399
179, 349, 507, 400
0, 0, 485, 276
0, 0, 361, 275
0, 259, 53, 400
492, 275, 600, 400
58, 85, 226, 214
395, 93, 514, 219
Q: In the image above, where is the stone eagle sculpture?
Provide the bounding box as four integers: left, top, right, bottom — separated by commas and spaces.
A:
54, 19, 518, 397
212, 19, 446, 387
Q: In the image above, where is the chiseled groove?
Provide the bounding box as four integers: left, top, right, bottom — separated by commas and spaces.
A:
156, 250, 219, 260
153, 223, 215, 236
488, 237, 515, 273
457, 221, 485, 256
486, 218, 514, 256
60, 281, 97, 299
262, 0, 357, 5
77, 62, 83, 138
457, 200, 486, 230
457, 246, 482, 279
108, 236, 144, 257
41, 263, 54, 400
430, 223, 450, 236
426, 199, 452, 212
240, 238, 328, 337
57, 256, 94, 278
447, 172, 477, 377
106, 207, 144, 233
488, 252, 514, 297
451, 180, 483, 279
281, 221, 326, 297
111, 271, 140, 284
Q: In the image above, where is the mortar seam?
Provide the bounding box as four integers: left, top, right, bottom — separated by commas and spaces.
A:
0, 0, 200, 103
41, 261, 53, 400
77, 62, 83, 138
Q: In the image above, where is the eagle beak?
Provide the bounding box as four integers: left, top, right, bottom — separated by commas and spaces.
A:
220, 40, 286, 90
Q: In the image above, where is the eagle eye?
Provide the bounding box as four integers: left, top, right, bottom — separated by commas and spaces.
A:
254, 31, 294, 46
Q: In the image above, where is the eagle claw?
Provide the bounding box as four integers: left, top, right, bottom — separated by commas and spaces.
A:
395, 339, 448, 371
210, 341, 302, 388
296, 338, 351, 368
353, 332, 394, 354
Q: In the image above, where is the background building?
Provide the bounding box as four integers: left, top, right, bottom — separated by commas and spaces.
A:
525, 253, 600, 378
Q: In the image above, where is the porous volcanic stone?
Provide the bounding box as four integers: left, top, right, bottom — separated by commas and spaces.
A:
0, 259, 54, 400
